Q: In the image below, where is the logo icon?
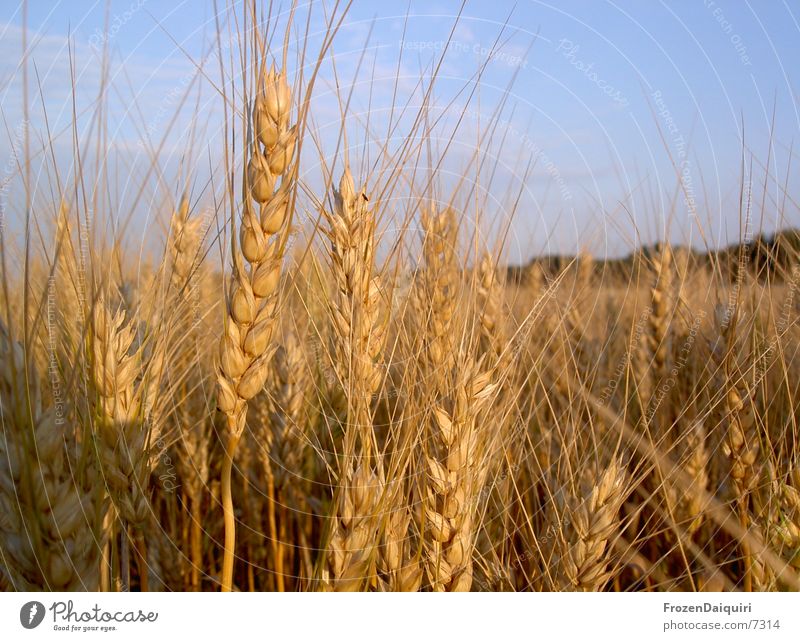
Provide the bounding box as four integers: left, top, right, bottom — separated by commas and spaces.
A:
20, 601, 45, 629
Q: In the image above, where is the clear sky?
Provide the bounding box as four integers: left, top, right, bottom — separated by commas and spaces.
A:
1, 1, 798, 262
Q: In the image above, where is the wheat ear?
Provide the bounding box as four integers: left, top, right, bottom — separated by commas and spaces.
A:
91, 295, 166, 590
645, 246, 674, 423
378, 493, 423, 591
424, 363, 498, 591
418, 207, 458, 374
91, 299, 148, 524
0, 323, 100, 589
477, 252, 510, 370
325, 168, 386, 439
216, 64, 296, 592
167, 195, 210, 590
773, 467, 800, 569
561, 459, 626, 591
322, 169, 387, 590
677, 420, 710, 536
713, 305, 760, 590
263, 332, 310, 492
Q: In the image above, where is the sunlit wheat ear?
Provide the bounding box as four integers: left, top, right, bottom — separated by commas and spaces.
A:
0, 323, 101, 590
324, 168, 386, 438
723, 385, 759, 495
54, 202, 85, 347
417, 207, 458, 375
324, 463, 381, 591
91, 297, 150, 526
169, 197, 203, 299
164, 193, 212, 591
91, 293, 167, 592
217, 65, 295, 439
560, 459, 626, 591
320, 169, 388, 591
216, 63, 296, 592
424, 362, 498, 592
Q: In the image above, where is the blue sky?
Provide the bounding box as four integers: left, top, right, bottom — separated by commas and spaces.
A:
1, 1, 798, 261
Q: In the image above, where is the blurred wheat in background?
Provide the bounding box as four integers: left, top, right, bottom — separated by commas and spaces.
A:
1, 0, 799, 593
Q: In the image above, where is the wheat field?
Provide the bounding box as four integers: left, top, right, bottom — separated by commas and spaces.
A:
1, 3, 799, 594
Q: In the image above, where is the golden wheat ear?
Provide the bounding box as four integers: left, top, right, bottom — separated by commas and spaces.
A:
560, 459, 627, 592
217, 61, 298, 593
